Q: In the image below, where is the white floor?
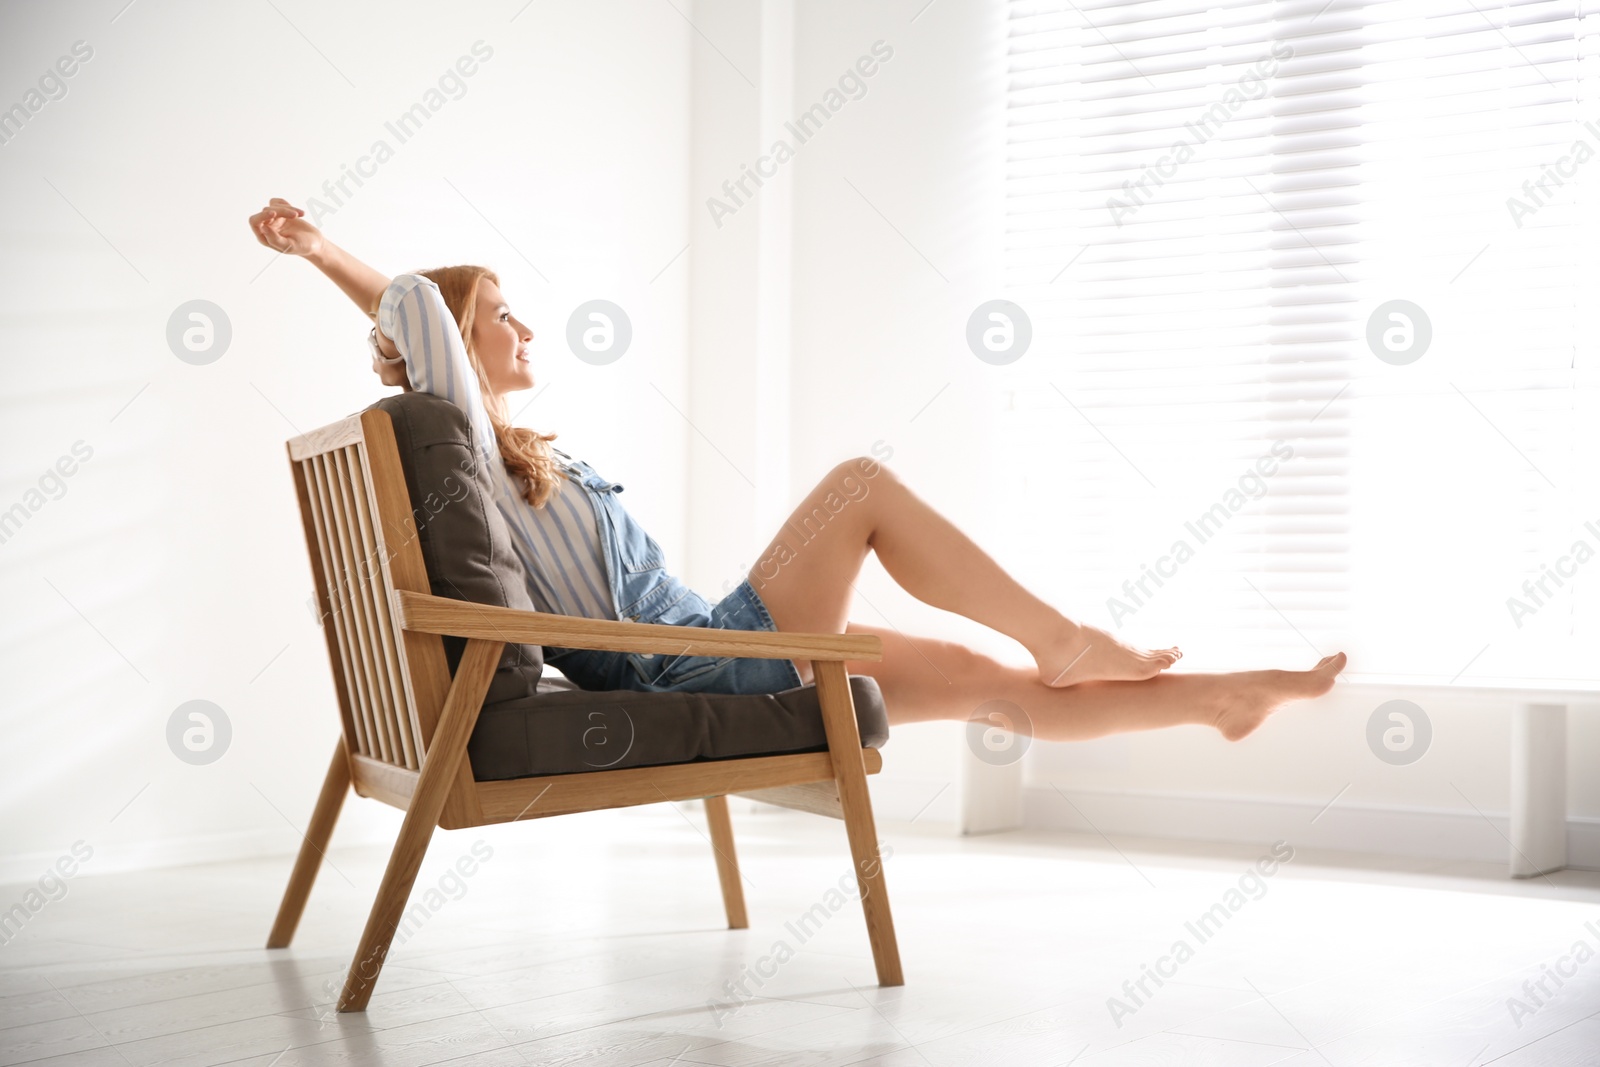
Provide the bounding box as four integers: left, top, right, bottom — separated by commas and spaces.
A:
2, 806, 1598, 1067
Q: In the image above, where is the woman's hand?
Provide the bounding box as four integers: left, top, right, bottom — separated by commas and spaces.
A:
247, 197, 324, 258
251, 195, 403, 389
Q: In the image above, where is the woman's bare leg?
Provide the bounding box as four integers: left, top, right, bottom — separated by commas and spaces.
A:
751, 457, 1179, 688
838, 622, 1347, 742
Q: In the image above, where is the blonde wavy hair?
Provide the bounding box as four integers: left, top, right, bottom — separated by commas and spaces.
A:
417, 265, 563, 509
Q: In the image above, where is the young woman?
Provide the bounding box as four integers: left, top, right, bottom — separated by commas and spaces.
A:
248, 197, 1345, 744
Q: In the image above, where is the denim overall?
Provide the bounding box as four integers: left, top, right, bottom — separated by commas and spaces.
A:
539, 448, 804, 695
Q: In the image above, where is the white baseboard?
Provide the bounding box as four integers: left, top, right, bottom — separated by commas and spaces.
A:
1022, 784, 1600, 871
0, 822, 400, 887
1569, 819, 1600, 871
0, 829, 284, 887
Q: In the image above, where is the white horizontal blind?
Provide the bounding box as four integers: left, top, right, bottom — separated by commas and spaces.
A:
1000, 0, 1599, 683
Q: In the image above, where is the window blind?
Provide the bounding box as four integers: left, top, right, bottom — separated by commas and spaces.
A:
1000, 0, 1598, 684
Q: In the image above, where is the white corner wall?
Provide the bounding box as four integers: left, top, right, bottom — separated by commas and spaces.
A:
0, 0, 693, 881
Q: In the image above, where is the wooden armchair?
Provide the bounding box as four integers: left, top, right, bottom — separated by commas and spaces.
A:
266, 405, 902, 1012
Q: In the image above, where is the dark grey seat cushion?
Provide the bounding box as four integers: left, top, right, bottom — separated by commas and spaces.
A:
365, 391, 889, 780
469, 674, 889, 781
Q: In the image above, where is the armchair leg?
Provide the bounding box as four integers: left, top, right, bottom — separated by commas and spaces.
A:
267, 737, 351, 949
704, 795, 748, 929
813, 660, 904, 987
337, 638, 503, 1012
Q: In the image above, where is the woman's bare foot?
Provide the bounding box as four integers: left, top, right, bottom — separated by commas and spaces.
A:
1211, 652, 1348, 741
1032, 622, 1182, 687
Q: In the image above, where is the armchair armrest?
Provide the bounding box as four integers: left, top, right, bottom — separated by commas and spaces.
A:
393, 590, 883, 662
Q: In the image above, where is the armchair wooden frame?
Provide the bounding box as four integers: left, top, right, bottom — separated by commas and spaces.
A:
267, 408, 903, 1012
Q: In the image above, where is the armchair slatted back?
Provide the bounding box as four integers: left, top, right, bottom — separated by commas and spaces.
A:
287, 410, 453, 771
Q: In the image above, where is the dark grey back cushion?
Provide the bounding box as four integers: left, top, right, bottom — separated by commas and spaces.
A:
364, 391, 889, 781
369, 392, 545, 707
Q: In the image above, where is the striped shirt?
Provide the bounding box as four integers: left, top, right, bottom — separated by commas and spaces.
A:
377, 273, 617, 620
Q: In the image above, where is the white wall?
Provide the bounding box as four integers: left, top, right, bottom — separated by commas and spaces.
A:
682, 0, 794, 595
782, 0, 1599, 865
0, 0, 693, 880
782, 0, 1013, 828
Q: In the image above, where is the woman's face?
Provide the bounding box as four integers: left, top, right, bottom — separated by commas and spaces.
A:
470, 278, 535, 396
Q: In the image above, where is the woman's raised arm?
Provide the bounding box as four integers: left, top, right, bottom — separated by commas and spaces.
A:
246, 197, 407, 380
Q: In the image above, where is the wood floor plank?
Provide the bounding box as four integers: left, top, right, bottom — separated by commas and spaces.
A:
505, 1024, 726, 1067
59, 957, 345, 1015
273, 979, 474, 1033
0, 990, 76, 1033
1490, 1017, 1600, 1067
2, 1048, 130, 1067
0, 1014, 107, 1067
1073, 1031, 1303, 1066
106, 1012, 357, 1067
243, 1010, 514, 1066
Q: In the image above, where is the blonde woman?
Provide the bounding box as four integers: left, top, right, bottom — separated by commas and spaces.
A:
248, 197, 1345, 744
